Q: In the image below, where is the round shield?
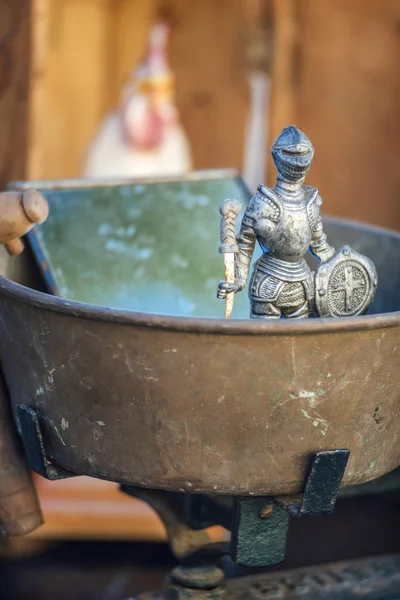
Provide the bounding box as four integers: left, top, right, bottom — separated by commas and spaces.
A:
315, 246, 378, 318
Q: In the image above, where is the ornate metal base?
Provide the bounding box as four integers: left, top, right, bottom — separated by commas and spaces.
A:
130, 555, 400, 600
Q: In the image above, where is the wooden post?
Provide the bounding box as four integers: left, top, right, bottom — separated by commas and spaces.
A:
0, 370, 43, 537
0, 0, 32, 188
0, 0, 43, 537
159, 0, 248, 171
269, 0, 400, 230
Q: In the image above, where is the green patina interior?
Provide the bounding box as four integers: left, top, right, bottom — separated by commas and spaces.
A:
30, 176, 261, 318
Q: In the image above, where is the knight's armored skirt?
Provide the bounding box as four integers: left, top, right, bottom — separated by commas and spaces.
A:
249, 254, 313, 305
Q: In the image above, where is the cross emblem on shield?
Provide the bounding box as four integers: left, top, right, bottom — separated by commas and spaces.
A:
314, 246, 378, 318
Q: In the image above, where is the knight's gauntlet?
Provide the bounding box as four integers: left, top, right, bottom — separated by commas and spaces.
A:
310, 218, 335, 263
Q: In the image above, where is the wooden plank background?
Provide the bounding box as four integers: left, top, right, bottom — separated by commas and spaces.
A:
27, 0, 249, 181
26, 0, 400, 229
269, 0, 400, 229
0, 0, 32, 190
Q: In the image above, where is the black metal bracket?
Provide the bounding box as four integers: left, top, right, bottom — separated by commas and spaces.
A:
122, 449, 350, 568
230, 449, 350, 566
17, 404, 74, 480
231, 497, 289, 567
273, 449, 350, 517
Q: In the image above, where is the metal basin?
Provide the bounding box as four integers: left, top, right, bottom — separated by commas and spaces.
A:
0, 175, 399, 497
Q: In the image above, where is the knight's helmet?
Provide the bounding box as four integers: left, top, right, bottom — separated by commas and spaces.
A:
271, 125, 314, 182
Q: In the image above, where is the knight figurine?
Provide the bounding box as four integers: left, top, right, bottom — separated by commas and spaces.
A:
218, 125, 378, 319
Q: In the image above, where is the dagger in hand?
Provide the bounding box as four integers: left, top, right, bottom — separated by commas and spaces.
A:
217, 198, 243, 318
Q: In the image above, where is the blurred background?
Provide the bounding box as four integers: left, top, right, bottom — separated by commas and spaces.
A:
3, 0, 400, 228
1, 0, 400, 598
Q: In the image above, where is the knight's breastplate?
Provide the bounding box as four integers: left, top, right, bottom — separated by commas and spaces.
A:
269, 201, 312, 260
253, 186, 316, 262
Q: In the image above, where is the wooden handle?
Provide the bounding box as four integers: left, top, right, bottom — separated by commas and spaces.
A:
0, 371, 43, 536
5, 239, 25, 256
219, 198, 242, 253
0, 190, 49, 255
22, 189, 49, 224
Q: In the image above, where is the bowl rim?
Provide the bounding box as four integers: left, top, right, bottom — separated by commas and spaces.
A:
3, 173, 400, 336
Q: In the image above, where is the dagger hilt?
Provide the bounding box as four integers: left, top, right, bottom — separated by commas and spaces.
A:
219, 199, 242, 254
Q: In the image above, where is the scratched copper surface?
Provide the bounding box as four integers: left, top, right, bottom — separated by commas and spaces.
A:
0, 215, 399, 495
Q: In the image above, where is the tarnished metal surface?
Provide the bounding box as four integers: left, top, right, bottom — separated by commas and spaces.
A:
230, 555, 400, 600
170, 565, 225, 590
231, 498, 289, 566
273, 450, 350, 516
218, 127, 377, 320
164, 566, 226, 600
218, 127, 335, 319
17, 404, 72, 480
0, 218, 399, 495
315, 245, 377, 317
9, 172, 252, 317
122, 452, 350, 568
0, 244, 45, 291
133, 555, 400, 600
